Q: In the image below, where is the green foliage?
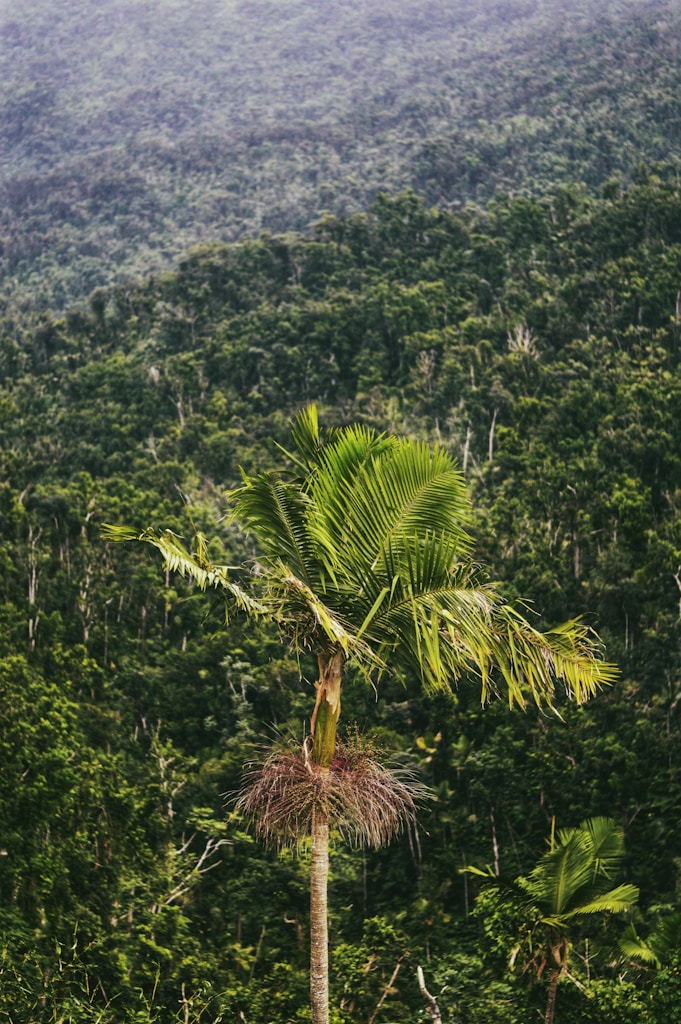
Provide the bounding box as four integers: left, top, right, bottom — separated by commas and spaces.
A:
2, 174, 681, 1016
471, 818, 639, 1024
649, 953, 681, 1024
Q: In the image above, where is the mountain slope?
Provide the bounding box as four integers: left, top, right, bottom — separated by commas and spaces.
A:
2, 0, 681, 310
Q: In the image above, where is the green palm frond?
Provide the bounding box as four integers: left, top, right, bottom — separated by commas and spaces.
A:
367, 560, 498, 692
558, 815, 627, 881
519, 817, 638, 920
289, 402, 324, 469
344, 532, 614, 705
520, 838, 595, 917
564, 883, 640, 918
620, 922, 661, 967
620, 912, 681, 967
101, 524, 262, 618
310, 433, 472, 575
275, 403, 331, 474
483, 609, 617, 708
230, 472, 318, 584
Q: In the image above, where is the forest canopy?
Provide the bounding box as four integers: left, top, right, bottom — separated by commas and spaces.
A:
2, 0, 681, 311
1, 171, 680, 1020
2, 1, 681, 1018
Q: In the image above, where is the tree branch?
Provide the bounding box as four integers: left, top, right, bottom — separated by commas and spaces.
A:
417, 966, 442, 1024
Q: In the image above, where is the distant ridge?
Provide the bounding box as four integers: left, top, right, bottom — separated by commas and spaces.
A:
2, 0, 680, 310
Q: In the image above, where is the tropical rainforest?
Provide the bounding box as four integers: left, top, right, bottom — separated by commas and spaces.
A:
1, 0, 681, 1022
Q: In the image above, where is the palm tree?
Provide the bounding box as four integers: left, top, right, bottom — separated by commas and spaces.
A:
621, 912, 681, 1024
473, 817, 639, 1024
104, 406, 617, 1024
620, 911, 681, 968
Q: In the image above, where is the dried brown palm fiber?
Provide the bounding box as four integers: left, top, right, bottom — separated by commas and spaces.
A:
236, 734, 426, 849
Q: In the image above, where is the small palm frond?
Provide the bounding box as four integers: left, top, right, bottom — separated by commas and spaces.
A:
275, 403, 327, 474
520, 837, 595, 917
620, 912, 681, 967
101, 524, 262, 618
289, 402, 324, 468
279, 405, 391, 483
620, 922, 661, 967
557, 815, 626, 881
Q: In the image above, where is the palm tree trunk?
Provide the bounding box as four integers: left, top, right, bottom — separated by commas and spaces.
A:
310, 805, 330, 1024
311, 649, 344, 767
544, 967, 559, 1024
308, 650, 344, 1023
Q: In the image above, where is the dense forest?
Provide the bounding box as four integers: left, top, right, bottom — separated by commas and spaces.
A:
2, 0, 681, 311
2, 168, 681, 1020
3, 0, 681, 1020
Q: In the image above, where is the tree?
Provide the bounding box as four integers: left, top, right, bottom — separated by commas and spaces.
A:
621, 911, 681, 970
620, 910, 681, 1022
472, 817, 639, 1024
104, 405, 616, 1024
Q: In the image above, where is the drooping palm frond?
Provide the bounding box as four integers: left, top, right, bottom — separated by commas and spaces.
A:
338, 532, 614, 705
101, 524, 263, 619
359, 549, 498, 691
480, 609, 617, 708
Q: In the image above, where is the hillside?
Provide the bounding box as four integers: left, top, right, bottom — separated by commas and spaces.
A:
1, 176, 680, 1021
2, 0, 681, 310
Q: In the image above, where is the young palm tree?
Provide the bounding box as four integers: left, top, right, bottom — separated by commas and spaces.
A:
473, 817, 639, 1024
104, 406, 617, 1024
620, 911, 681, 969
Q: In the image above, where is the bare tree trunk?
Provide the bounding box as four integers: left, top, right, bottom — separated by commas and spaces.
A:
544, 967, 559, 1024
417, 966, 442, 1024
310, 807, 330, 1024
488, 407, 498, 462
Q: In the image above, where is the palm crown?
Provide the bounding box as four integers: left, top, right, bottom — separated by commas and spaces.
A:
519, 816, 640, 924
107, 405, 616, 707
